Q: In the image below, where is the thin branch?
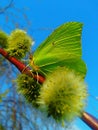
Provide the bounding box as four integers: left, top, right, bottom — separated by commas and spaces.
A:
0, 48, 98, 129
0, 0, 14, 14
0, 48, 45, 83
81, 112, 98, 130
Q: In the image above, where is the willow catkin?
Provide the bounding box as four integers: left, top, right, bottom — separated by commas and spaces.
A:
0, 30, 8, 48
38, 67, 88, 123
16, 74, 41, 107
7, 29, 33, 59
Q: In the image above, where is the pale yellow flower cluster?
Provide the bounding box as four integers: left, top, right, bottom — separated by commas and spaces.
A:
7, 29, 33, 59
38, 67, 88, 123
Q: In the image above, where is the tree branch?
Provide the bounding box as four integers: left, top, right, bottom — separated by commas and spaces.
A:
0, 48, 45, 83
0, 0, 14, 14
0, 48, 98, 129
81, 112, 98, 130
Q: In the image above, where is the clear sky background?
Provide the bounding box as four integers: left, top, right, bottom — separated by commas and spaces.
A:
0, 0, 98, 130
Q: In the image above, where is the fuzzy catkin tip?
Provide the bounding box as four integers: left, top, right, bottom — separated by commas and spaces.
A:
0, 31, 8, 48
16, 74, 41, 107
7, 29, 33, 59
38, 67, 88, 123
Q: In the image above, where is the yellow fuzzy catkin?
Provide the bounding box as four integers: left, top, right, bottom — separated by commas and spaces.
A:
38, 67, 88, 123
7, 29, 33, 59
0, 31, 8, 48
16, 74, 41, 107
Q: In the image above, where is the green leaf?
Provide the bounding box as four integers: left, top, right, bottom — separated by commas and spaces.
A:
33, 22, 87, 77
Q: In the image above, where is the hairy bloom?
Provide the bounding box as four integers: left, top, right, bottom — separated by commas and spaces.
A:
0, 31, 8, 48
16, 74, 41, 107
38, 67, 88, 123
7, 29, 32, 59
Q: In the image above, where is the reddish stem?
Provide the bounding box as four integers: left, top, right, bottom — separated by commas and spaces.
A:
81, 112, 98, 130
0, 48, 45, 83
0, 48, 98, 129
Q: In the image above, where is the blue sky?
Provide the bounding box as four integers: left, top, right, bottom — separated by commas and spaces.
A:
0, 0, 98, 129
